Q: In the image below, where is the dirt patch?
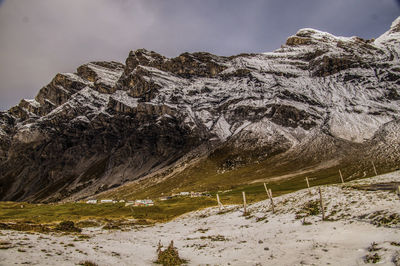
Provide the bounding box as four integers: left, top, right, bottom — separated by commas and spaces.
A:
250, 159, 339, 184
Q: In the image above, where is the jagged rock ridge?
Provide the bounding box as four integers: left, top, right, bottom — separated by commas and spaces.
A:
1, 17, 400, 202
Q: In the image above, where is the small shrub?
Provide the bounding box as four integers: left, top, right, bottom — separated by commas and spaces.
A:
367, 242, 381, 252
208, 235, 227, 242
365, 253, 381, 263
199, 235, 228, 241
325, 209, 338, 220
296, 200, 320, 219
0, 223, 9, 230
363, 212, 400, 227
373, 213, 400, 227
77, 234, 91, 239
56, 221, 81, 233
79, 261, 98, 266
0, 241, 12, 249
244, 214, 253, 219
305, 200, 321, 216
393, 251, 400, 266
156, 240, 186, 265
255, 216, 268, 222
102, 223, 121, 230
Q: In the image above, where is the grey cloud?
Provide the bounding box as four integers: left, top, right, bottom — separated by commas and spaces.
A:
0, 0, 398, 110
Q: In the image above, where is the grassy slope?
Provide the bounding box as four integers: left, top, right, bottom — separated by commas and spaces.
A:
0, 163, 385, 226
0, 197, 216, 224
101, 146, 381, 203
0, 162, 390, 225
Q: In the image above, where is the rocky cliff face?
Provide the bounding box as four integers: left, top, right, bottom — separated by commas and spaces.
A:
1, 17, 400, 202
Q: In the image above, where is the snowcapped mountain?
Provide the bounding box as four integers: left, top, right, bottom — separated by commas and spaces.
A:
1, 17, 400, 202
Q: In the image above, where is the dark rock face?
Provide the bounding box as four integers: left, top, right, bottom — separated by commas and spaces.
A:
35, 73, 91, 116
267, 104, 319, 130
120, 66, 162, 101
0, 17, 400, 202
162, 52, 227, 78
286, 36, 312, 46
0, 101, 199, 202
116, 49, 228, 101
122, 49, 227, 78
310, 55, 364, 77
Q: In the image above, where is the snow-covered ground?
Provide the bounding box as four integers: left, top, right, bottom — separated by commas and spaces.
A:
1, 171, 400, 265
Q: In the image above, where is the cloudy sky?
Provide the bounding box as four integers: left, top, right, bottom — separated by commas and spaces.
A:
0, 0, 399, 110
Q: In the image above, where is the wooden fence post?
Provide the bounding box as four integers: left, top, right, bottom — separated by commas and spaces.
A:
318, 187, 325, 221
397, 186, 400, 200
306, 177, 311, 194
339, 170, 344, 184
372, 161, 378, 176
264, 183, 269, 197
268, 189, 275, 214
216, 194, 223, 210
242, 192, 247, 215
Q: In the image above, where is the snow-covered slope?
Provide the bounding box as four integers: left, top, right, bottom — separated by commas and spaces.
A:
1, 17, 400, 202
1, 171, 400, 265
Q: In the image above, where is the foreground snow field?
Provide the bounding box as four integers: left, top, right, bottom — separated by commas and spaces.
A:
1, 171, 400, 265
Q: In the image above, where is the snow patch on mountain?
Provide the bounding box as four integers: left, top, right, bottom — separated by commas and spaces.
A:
111, 90, 139, 108
329, 110, 393, 143
45, 87, 110, 119
211, 115, 232, 141
86, 63, 123, 88
13, 124, 46, 144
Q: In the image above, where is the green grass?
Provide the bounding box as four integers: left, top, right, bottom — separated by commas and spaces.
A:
0, 197, 216, 225
102, 156, 380, 206
102, 140, 384, 203
0, 202, 131, 224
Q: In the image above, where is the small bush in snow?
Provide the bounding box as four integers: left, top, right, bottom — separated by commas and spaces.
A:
156, 240, 186, 265
364, 253, 381, 264
55, 221, 81, 233
79, 261, 98, 266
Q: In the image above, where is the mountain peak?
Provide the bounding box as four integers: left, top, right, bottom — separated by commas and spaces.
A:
374, 16, 400, 50
1, 20, 400, 203
389, 16, 400, 33
285, 27, 345, 47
